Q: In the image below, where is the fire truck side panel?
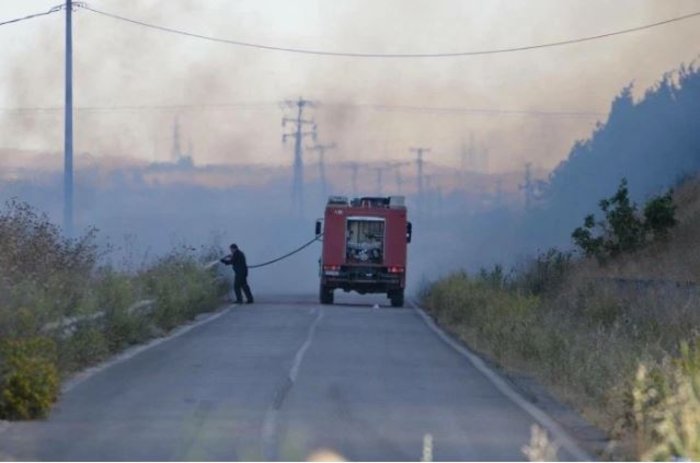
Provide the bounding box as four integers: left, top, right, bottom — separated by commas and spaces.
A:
321, 207, 346, 268
384, 209, 407, 272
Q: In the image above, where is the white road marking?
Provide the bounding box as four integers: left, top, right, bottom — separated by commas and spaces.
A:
421, 433, 433, 462
411, 302, 592, 461
289, 310, 324, 382
261, 307, 324, 460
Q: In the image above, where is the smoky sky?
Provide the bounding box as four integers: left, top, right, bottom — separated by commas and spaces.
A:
1, 0, 699, 175
1, 1, 700, 294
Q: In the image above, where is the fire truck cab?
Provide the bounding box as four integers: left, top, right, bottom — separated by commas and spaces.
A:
315, 196, 412, 307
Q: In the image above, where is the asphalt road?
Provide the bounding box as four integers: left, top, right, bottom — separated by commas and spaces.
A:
0, 294, 585, 461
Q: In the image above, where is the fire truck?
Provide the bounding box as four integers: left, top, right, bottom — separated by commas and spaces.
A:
315, 196, 412, 307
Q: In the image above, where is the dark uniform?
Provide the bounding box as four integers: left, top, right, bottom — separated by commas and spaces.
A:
220, 244, 254, 304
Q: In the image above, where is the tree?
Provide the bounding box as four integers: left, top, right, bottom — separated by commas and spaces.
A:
572, 179, 677, 261
643, 191, 677, 240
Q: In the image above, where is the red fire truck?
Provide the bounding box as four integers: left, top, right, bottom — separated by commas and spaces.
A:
315, 196, 412, 307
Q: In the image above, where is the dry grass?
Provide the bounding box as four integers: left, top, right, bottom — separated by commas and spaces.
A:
423, 176, 700, 460
522, 425, 559, 462
632, 343, 700, 461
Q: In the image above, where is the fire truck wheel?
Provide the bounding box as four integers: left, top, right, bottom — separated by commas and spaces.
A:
389, 290, 404, 308
320, 284, 334, 305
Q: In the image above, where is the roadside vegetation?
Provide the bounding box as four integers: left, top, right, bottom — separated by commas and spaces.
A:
422, 177, 700, 460
0, 199, 227, 420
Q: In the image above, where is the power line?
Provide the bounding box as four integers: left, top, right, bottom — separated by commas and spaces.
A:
78, 4, 700, 59
0, 102, 606, 118
0, 4, 65, 27
0, 102, 278, 113
328, 103, 606, 118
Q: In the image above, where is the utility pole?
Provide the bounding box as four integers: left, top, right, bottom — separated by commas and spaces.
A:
340, 162, 361, 198
410, 147, 430, 213
372, 162, 411, 196
307, 143, 335, 200
395, 165, 404, 193
374, 166, 386, 196
171, 117, 182, 163
495, 177, 503, 207
282, 97, 316, 216
424, 174, 434, 218
481, 147, 490, 173
520, 162, 534, 210
460, 133, 476, 175
63, 0, 74, 237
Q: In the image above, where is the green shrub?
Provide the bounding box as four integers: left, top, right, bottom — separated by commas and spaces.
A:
95, 270, 149, 352
644, 191, 677, 240
514, 248, 573, 296
104, 309, 150, 353
96, 270, 136, 313
572, 178, 677, 261
58, 327, 110, 373
144, 251, 220, 332
0, 337, 60, 420
477, 264, 507, 289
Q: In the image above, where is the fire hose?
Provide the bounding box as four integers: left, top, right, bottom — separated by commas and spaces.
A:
204, 234, 322, 270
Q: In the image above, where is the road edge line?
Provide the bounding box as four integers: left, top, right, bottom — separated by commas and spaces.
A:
410, 301, 593, 461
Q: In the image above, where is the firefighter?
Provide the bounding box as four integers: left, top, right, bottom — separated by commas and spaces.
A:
220, 243, 254, 304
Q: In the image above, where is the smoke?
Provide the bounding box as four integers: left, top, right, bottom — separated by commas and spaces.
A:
3, 0, 699, 169
1, 1, 700, 298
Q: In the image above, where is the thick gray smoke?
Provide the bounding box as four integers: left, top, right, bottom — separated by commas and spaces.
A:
2, 2, 700, 299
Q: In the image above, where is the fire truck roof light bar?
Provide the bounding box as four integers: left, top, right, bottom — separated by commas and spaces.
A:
326, 196, 406, 208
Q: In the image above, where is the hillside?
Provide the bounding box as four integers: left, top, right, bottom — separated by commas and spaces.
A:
591, 175, 700, 282
523, 63, 700, 251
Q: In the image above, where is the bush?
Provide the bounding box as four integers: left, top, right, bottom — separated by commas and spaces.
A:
58, 327, 110, 373
104, 308, 150, 354
0, 199, 101, 339
144, 250, 221, 332
0, 337, 60, 420
94, 270, 150, 352
644, 191, 677, 240
513, 248, 573, 296
572, 179, 677, 261
0, 200, 225, 421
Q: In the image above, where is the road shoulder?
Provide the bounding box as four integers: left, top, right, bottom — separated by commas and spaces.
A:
411, 301, 608, 460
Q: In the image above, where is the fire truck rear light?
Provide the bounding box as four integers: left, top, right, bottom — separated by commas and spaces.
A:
388, 266, 404, 273
323, 265, 341, 276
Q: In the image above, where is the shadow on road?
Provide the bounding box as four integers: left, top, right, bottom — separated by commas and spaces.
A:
235, 292, 407, 310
